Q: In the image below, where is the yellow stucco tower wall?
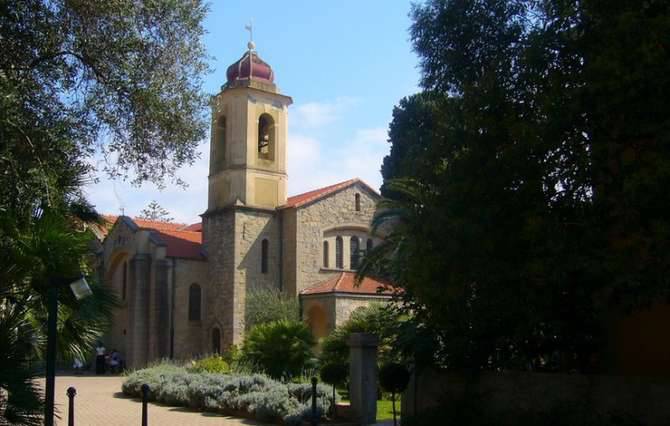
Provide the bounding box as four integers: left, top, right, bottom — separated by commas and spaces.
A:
208, 72, 292, 210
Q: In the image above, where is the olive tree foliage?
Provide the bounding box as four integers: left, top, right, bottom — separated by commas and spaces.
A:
245, 288, 300, 331
361, 0, 670, 372
1, 0, 210, 207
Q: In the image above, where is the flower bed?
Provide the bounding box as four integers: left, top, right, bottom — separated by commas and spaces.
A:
122, 362, 337, 425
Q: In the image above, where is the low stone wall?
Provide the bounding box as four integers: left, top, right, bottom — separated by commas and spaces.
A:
402, 369, 670, 425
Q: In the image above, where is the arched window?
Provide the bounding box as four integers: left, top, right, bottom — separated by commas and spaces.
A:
366, 238, 373, 254
258, 114, 275, 161
212, 327, 221, 354
261, 239, 269, 273
323, 241, 329, 268
355, 193, 361, 211
335, 236, 343, 269
350, 236, 360, 270
188, 283, 201, 321
121, 261, 127, 301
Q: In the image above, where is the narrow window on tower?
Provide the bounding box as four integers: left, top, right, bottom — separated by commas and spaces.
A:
212, 328, 221, 354
323, 241, 329, 268
258, 114, 275, 161
188, 283, 201, 321
366, 238, 373, 254
355, 193, 361, 211
261, 239, 269, 273
217, 116, 226, 169
350, 236, 360, 269
336, 236, 343, 269
121, 261, 127, 301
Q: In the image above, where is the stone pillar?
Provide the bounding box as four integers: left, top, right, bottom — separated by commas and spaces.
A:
348, 333, 379, 425
127, 254, 151, 368
152, 259, 170, 359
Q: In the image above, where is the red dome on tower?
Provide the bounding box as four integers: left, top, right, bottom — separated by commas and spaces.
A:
226, 48, 274, 84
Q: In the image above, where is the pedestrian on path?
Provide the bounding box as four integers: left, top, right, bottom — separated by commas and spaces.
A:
95, 341, 106, 375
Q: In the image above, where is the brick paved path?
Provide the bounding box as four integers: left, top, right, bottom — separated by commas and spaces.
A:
40, 374, 269, 426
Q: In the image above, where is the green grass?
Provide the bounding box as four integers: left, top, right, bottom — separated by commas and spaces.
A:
377, 398, 400, 421
339, 396, 400, 422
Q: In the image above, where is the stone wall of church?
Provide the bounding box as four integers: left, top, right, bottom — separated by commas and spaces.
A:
172, 258, 208, 359
203, 211, 236, 350
147, 259, 170, 361
204, 208, 281, 349
291, 184, 378, 293
334, 295, 391, 327
302, 295, 337, 338
302, 294, 393, 337
231, 209, 280, 345
281, 208, 298, 295
235, 209, 281, 293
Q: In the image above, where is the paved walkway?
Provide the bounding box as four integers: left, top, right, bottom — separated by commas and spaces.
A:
40, 374, 268, 426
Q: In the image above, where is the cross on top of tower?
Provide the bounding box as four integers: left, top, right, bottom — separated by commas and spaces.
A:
245, 21, 255, 51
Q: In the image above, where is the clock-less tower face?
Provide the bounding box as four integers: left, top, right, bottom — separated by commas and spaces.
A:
207, 48, 293, 211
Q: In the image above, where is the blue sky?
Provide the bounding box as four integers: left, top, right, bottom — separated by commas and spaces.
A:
85, 0, 421, 223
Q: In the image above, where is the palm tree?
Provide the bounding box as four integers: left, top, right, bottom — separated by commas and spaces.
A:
356, 178, 428, 288
1, 197, 117, 424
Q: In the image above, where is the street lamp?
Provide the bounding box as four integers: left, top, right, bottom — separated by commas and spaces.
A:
44, 276, 92, 426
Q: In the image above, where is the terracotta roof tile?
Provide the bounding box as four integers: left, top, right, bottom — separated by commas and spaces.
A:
133, 218, 189, 232
282, 178, 379, 209
100, 215, 204, 260
180, 222, 202, 232
300, 272, 396, 296
153, 229, 204, 260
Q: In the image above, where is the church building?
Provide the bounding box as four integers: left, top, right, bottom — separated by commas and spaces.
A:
97, 41, 394, 368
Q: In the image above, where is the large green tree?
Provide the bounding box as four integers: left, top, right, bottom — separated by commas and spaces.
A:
0, 1, 210, 422
367, 0, 670, 371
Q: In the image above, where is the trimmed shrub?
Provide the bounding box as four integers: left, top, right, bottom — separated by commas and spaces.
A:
189, 355, 230, 374
319, 304, 401, 370
122, 364, 338, 424
241, 320, 315, 379
320, 363, 348, 388
379, 363, 410, 394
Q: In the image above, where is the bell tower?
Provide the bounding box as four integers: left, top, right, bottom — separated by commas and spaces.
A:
203, 37, 291, 349
207, 39, 292, 211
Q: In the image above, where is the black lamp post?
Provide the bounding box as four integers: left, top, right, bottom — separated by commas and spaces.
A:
44, 277, 92, 426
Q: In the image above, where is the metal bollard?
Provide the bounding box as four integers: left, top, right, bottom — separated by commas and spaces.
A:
141, 384, 150, 426
66, 387, 76, 426
311, 377, 318, 426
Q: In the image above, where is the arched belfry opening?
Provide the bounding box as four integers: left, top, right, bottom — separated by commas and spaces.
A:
258, 113, 275, 161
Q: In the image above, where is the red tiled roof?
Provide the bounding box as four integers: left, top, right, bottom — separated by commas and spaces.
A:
100, 215, 204, 260
153, 229, 204, 260
300, 272, 396, 296
180, 222, 202, 232
282, 178, 379, 209
133, 218, 189, 232
89, 214, 118, 239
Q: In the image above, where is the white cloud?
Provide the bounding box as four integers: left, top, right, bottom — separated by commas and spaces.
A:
287, 126, 389, 196
291, 97, 358, 129
84, 143, 209, 224
84, 97, 390, 223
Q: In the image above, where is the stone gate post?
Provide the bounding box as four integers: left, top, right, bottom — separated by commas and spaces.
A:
348, 333, 378, 425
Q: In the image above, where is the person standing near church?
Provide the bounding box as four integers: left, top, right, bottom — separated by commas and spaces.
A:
95, 341, 106, 374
